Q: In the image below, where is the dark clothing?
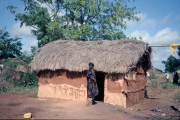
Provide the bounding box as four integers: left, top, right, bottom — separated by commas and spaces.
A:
173, 73, 179, 85
87, 68, 99, 98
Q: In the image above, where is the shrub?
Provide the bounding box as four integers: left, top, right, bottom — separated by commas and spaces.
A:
2, 59, 19, 83
173, 92, 180, 101
149, 72, 157, 79
161, 82, 178, 89
2, 59, 38, 87
0, 85, 7, 92
150, 79, 158, 87
14, 72, 38, 87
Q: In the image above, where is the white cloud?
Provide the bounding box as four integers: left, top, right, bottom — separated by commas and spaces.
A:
128, 28, 180, 71
11, 22, 38, 52
11, 22, 33, 36
128, 28, 180, 45
126, 12, 180, 71
126, 13, 157, 28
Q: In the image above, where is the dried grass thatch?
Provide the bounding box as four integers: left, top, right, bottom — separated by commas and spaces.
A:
31, 40, 151, 73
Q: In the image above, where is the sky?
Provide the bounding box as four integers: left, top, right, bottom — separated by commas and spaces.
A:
0, 0, 180, 71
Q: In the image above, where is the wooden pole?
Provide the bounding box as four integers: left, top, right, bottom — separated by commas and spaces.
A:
150, 45, 169, 47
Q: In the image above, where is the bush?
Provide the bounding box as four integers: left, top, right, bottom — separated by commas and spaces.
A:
0, 74, 37, 94
14, 72, 38, 87
0, 85, 7, 92
2, 59, 19, 83
150, 79, 158, 87
161, 82, 178, 89
2, 59, 38, 87
149, 72, 157, 79
173, 92, 180, 101
0, 47, 38, 94
0, 78, 10, 93
0, 82, 37, 94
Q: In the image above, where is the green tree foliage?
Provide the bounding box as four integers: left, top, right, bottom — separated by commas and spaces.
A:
177, 46, 180, 57
162, 47, 180, 73
2, 59, 38, 87
20, 46, 38, 64
2, 47, 38, 87
0, 28, 22, 59
9, 0, 139, 47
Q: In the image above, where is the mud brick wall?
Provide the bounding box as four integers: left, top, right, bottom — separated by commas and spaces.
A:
38, 70, 87, 101
104, 66, 147, 108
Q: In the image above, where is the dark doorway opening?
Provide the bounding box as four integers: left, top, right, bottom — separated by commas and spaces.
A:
95, 71, 105, 102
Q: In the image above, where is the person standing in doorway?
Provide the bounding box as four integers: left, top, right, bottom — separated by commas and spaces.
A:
86, 62, 99, 106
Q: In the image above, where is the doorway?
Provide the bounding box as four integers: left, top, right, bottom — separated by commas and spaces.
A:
95, 71, 105, 101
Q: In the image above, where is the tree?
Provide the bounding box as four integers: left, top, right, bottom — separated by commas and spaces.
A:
9, 0, 139, 47
2, 46, 38, 87
162, 47, 180, 73
0, 28, 22, 59
177, 46, 180, 58
20, 46, 38, 64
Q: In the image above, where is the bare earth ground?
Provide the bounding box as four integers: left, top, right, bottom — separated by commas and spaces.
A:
0, 89, 179, 120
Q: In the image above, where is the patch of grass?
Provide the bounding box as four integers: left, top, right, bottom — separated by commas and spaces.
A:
0, 80, 37, 94
149, 72, 157, 79
150, 115, 164, 120
0, 79, 10, 93
151, 114, 180, 120
161, 82, 178, 89
149, 79, 158, 87
0, 85, 7, 92
173, 92, 180, 101
8, 86, 38, 94
0, 73, 38, 94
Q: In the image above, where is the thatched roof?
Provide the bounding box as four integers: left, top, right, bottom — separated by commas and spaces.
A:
15, 64, 31, 73
31, 40, 151, 73
11, 58, 31, 73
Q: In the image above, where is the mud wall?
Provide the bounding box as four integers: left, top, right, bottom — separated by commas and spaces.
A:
104, 77, 127, 107
104, 66, 147, 108
38, 70, 87, 101
126, 90, 145, 107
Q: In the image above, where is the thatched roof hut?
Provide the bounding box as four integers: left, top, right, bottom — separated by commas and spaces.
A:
31, 40, 151, 73
31, 40, 151, 108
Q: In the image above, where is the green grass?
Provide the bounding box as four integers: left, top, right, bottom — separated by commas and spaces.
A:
173, 91, 180, 101
7, 86, 38, 94
0, 80, 37, 94
149, 79, 158, 87
150, 114, 180, 120
161, 82, 179, 89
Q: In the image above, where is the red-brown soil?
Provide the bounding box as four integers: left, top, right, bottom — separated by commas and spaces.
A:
0, 90, 179, 120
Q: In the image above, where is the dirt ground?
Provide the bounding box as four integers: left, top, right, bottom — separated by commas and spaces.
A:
0, 89, 180, 120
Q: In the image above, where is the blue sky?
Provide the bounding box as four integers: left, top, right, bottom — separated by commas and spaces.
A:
0, 0, 180, 71
125, 0, 180, 71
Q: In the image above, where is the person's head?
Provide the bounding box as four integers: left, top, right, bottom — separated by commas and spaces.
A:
88, 62, 94, 69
